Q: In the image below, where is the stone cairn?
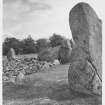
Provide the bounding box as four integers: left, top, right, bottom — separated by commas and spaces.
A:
68, 2, 102, 95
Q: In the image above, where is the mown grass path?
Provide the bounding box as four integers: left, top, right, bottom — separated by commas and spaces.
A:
3, 64, 102, 105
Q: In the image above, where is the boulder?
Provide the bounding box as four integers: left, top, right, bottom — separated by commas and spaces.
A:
53, 59, 60, 65
15, 70, 25, 85
58, 39, 72, 64
68, 2, 102, 95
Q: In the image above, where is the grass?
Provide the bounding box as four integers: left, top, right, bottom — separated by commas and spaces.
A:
3, 63, 102, 105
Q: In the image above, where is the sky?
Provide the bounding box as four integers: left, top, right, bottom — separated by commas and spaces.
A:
3, 0, 104, 40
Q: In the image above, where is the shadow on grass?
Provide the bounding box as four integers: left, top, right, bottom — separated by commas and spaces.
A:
3, 78, 69, 100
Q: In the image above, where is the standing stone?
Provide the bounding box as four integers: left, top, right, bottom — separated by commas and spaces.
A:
53, 59, 60, 65
7, 48, 16, 61
58, 39, 72, 64
68, 2, 102, 95
15, 70, 25, 85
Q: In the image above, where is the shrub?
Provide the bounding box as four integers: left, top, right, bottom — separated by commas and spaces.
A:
38, 46, 60, 62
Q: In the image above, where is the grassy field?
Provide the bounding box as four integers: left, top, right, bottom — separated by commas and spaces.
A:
3, 63, 102, 105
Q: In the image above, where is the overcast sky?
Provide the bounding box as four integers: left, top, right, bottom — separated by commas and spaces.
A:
3, 0, 104, 40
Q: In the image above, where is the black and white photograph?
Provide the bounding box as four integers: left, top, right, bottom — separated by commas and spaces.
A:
2, 0, 103, 105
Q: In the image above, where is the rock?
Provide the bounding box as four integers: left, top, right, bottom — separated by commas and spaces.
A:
15, 70, 25, 85
53, 59, 60, 65
41, 62, 50, 71
58, 39, 72, 64
92, 74, 102, 95
68, 2, 102, 95
3, 54, 61, 80
9, 76, 16, 83
70, 38, 75, 49
7, 48, 16, 61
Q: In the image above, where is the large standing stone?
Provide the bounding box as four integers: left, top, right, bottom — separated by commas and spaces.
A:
7, 48, 16, 61
68, 2, 102, 95
58, 39, 72, 64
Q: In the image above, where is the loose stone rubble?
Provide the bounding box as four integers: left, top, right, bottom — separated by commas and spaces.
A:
7, 48, 16, 61
3, 57, 60, 83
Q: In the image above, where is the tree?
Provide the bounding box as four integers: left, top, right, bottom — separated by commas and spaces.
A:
58, 39, 72, 64
49, 33, 65, 47
3, 37, 21, 55
36, 38, 50, 52
20, 35, 37, 54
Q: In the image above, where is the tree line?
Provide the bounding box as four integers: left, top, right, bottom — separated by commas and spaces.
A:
3, 33, 68, 56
